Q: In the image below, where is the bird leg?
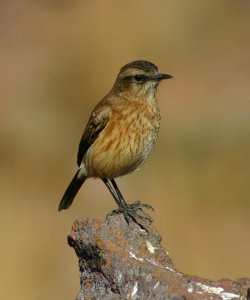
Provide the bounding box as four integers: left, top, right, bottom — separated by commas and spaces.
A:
102, 179, 154, 229
110, 179, 154, 224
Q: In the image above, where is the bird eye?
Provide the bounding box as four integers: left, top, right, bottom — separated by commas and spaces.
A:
133, 75, 144, 83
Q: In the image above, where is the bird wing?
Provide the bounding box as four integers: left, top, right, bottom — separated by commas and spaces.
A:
77, 106, 110, 167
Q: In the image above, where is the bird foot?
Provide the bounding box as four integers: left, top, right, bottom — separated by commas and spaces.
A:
109, 201, 154, 231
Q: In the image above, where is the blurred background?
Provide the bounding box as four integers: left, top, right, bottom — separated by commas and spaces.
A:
0, 1, 250, 299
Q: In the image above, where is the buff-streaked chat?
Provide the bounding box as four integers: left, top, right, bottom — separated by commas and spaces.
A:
59, 60, 172, 228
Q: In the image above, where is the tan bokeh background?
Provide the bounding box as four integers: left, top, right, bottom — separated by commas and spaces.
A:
1, 1, 250, 299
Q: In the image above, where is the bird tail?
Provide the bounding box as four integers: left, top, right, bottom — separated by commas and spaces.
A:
58, 171, 86, 211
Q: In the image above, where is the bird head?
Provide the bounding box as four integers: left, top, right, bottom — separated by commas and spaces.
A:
112, 60, 172, 99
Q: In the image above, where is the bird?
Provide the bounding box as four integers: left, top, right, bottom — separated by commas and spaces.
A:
58, 60, 172, 227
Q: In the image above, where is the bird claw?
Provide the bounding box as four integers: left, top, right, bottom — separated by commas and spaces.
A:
131, 201, 154, 212
109, 201, 154, 231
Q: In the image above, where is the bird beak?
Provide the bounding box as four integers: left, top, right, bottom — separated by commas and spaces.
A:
151, 73, 173, 82
157, 73, 173, 80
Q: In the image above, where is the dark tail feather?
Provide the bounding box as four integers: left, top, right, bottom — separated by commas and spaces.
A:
58, 171, 86, 211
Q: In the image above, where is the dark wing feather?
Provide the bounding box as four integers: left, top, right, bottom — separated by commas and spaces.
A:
77, 108, 110, 166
